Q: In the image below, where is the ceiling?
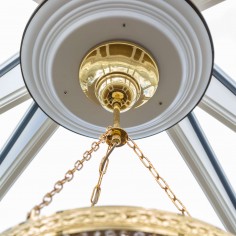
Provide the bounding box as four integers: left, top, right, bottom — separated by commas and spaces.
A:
0, 0, 235, 234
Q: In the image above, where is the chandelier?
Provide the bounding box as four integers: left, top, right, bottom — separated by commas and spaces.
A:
1, 0, 233, 235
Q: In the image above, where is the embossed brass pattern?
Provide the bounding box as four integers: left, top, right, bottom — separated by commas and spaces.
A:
79, 41, 159, 112
1, 206, 233, 236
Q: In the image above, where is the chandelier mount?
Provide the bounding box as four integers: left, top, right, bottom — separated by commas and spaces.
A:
79, 41, 159, 113
20, 0, 214, 139
3, 0, 232, 236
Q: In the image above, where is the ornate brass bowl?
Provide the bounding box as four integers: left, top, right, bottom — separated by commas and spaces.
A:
1, 206, 233, 236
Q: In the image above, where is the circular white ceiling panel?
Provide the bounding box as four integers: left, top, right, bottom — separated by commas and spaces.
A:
21, 0, 214, 139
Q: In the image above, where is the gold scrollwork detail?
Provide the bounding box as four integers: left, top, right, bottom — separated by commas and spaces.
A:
1, 206, 233, 236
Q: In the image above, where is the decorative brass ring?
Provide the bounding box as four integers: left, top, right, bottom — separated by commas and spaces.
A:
106, 128, 128, 147
1, 206, 232, 236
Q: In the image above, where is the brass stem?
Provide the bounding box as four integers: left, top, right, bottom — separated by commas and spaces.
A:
113, 103, 121, 128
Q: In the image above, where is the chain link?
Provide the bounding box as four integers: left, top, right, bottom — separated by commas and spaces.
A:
27, 130, 110, 220
127, 137, 190, 216
91, 143, 117, 206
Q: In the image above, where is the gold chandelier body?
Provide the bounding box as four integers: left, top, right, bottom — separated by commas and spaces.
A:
1, 206, 232, 236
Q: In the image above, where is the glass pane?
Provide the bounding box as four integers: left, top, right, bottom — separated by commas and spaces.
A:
0, 127, 224, 232
194, 107, 236, 192
0, 99, 32, 149
203, 0, 236, 81
0, 1, 37, 65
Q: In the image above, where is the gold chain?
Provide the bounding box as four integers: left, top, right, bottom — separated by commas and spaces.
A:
91, 143, 117, 206
27, 126, 190, 219
27, 130, 110, 220
127, 137, 190, 216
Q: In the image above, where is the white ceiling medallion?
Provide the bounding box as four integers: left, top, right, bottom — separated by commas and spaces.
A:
21, 0, 213, 139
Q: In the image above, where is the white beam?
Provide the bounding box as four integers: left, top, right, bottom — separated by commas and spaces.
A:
192, 0, 225, 11
33, 0, 225, 10
0, 103, 58, 200
0, 64, 30, 114
200, 76, 236, 132
167, 116, 236, 234
32, 0, 42, 4
0, 1, 232, 232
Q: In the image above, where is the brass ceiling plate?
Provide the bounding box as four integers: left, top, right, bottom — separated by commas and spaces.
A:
79, 41, 159, 113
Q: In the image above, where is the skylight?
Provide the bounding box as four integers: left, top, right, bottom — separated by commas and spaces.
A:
0, 1, 37, 65
0, 0, 235, 235
195, 107, 236, 192
203, 0, 236, 81
0, 99, 32, 149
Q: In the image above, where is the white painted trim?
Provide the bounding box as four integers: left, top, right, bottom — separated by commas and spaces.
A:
33, 0, 225, 10
192, 0, 225, 11
167, 118, 236, 233
33, 0, 43, 4
200, 77, 236, 132
0, 106, 58, 200
0, 65, 30, 114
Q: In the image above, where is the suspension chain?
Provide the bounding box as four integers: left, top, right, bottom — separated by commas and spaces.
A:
27, 130, 110, 220
91, 143, 117, 206
27, 125, 190, 219
127, 137, 190, 216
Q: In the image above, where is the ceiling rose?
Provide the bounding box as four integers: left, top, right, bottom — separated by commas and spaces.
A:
20, 0, 213, 139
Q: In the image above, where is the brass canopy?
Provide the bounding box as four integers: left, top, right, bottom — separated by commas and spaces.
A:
79, 41, 159, 113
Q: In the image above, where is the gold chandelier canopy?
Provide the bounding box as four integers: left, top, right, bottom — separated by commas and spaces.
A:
79, 41, 159, 113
